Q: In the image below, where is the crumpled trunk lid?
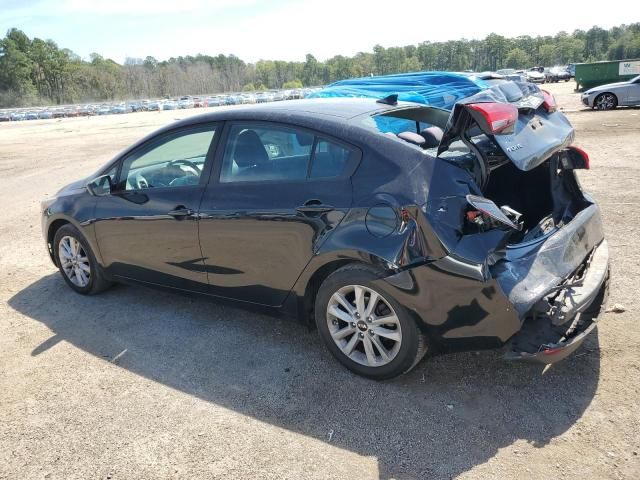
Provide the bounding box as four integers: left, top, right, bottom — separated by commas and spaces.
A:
438, 81, 575, 172
491, 108, 574, 171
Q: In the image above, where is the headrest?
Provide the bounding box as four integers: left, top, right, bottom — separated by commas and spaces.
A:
420, 126, 443, 148
296, 133, 313, 146
397, 131, 426, 147
234, 130, 269, 167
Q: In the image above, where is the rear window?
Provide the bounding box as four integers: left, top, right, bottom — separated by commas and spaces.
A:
310, 139, 352, 178
363, 106, 450, 135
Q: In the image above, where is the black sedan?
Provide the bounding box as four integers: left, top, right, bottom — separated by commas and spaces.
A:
42, 87, 609, 379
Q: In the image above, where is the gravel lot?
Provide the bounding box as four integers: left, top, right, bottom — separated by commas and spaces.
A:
1, 82, 639, 479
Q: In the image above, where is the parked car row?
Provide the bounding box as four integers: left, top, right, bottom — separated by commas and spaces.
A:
1, 103, 136, 121
0, 88, 321, 122
495, 65, 573, 84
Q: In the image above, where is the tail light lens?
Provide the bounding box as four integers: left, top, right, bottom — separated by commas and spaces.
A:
467, 102, 518, 135
568, 145, 590, 169
542, 90, 557, 113
560, 146, 590, 170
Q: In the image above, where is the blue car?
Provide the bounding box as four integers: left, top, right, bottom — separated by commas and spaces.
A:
224, 95, 239, 105
111, 105, 127, 114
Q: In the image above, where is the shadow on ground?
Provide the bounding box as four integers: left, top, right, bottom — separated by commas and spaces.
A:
9, 275, 601, 479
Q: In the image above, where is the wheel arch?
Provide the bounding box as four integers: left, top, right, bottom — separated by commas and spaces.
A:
300, 259, 362, 326
46, 214, 102, 267
594, 91, 619, 108
290, 251, 394, 326
47, 218, 72, 266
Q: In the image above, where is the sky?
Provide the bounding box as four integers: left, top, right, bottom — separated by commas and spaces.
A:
0, 0, 636, 63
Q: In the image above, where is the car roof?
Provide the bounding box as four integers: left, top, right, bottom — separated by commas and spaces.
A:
108, 97, 435, 176
172, 98, 414, 128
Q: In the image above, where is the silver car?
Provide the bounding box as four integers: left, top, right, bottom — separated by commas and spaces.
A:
581, 74, 640, 110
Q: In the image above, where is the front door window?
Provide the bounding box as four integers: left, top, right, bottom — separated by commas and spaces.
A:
120, 128, 216, 190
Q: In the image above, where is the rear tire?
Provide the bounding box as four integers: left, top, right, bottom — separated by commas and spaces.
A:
53, 224, 112, 295
315, 264, 428, 380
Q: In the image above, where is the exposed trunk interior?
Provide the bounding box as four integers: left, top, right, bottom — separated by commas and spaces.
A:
483, 161, 552, 232
439, 131, 593, 245
481, 152, 591, 244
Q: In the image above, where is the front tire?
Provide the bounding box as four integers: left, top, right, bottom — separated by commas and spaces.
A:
595, 92, 618, 110
315, 265, 428, 380
53, 224, 112, 295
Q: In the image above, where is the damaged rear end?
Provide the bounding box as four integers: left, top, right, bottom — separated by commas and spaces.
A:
427, 82, 609, 363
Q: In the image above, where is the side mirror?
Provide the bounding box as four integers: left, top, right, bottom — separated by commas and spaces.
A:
87, 174, 113, 196
466, 194, 523, 231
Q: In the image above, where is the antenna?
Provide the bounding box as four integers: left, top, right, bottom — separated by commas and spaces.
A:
376, 94, 398, 106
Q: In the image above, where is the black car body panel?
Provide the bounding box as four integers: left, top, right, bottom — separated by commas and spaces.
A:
42, 93, 609, 364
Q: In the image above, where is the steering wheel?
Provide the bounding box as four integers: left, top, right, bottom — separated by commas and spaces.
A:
135, 172, 149, 189
168, 159, 201, 176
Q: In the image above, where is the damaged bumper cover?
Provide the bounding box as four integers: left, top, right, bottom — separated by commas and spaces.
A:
504, 240, 608, 363
492, 201, 608, 363
492, 203, 606, 318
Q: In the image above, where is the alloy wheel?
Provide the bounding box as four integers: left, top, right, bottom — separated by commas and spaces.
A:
58, 235, 91, 287
326, 284, 402, 367
595, 93, 616, 110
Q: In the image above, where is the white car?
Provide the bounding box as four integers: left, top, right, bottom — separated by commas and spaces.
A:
581, 75, 640, 110
524, 69, 546, 84
178, 97, 194, 109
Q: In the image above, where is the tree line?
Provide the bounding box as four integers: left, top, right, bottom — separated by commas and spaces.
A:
1, 23, 639, 108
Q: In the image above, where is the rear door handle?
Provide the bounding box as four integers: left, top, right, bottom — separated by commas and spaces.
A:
168, 206, 194, 218
296, 204, 335, 214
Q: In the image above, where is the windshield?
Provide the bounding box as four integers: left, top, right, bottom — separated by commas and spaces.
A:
632, 75, 640, 83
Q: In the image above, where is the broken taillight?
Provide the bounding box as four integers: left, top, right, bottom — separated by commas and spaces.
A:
567, 145, 590, 169
467, 102, 518, 135
542, 90, 557, 113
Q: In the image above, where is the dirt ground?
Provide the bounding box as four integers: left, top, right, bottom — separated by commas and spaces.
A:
1, 81, 639, 480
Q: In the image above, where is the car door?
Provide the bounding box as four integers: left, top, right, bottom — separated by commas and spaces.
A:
626, 77, 640, 105
198, 121, 359, 306
93, 123, 219, 292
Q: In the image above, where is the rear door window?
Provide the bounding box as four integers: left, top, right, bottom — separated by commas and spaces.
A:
219, 123, 359, 183
220, 125, 313, 183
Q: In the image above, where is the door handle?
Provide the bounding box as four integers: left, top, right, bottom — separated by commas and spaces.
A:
296, 200, 335, 214
168, 206, 194, 218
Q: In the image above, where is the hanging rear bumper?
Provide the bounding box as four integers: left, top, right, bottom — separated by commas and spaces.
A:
504, 240, 609, 363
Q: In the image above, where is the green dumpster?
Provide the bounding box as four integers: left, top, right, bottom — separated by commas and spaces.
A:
575, 59, 640, 91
